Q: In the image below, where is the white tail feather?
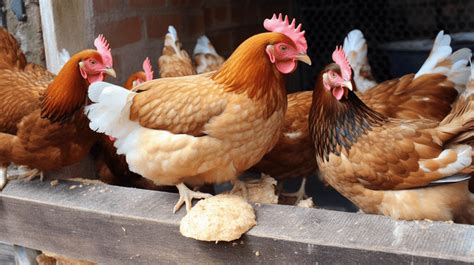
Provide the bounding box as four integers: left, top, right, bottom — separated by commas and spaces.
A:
193, 35, 218, 56
343, 29, 377, 93
164, 25, 181, 55
85, 82, 138, 142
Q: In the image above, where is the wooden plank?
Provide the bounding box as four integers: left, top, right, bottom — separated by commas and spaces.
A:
0, 243, 15, 265
0, 179, 472, 264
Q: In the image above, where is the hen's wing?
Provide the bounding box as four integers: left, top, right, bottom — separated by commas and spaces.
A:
334, 120, 471, 190
360, 73, 458, 121
158, 26, 196, 78
130, 74, 227, 136
0, 65, 53, 134
0, 27, 27, 70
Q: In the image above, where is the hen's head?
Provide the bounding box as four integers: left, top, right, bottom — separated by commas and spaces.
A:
263, 14, 311, 74
77, 34, 116, 84
321, 46, 354, 101
123, 57, 154, 90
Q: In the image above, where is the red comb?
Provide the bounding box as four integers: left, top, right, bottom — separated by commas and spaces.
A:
332, 46, 352, 80
263, 13, 307, 53
142, 57, 153, 81
94, 34, 113, 67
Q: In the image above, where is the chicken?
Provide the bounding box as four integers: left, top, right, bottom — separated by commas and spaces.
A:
343, 29, 377, 93
252, 31, 471, 203
95, 57, 164, 190
123, 57, 154, 90
85, 13, 311, 212
0, 27, 26, 70
193, 35, 225, 74
0, 33, 116, 189
309, 46, 474, 223
158, 25, 195, 78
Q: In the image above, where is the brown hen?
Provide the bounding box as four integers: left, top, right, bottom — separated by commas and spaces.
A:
252, 31, 472, 203
193, 35, 225, 74
85, 14, 312, 212
309, 47, 474, 223
158, 26, 195, 78
0, 27, 26, 70
0, 33, 116, 189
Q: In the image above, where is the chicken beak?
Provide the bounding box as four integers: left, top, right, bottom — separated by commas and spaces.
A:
295, 53, 312, 66
103, 67, 117, 78
343, 80, 353, 91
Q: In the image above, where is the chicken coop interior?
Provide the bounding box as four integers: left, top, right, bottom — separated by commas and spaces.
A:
0, 0, 472, 264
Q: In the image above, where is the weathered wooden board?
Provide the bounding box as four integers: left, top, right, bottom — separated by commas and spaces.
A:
0, 179, 472, 264
0, 243, 15, 265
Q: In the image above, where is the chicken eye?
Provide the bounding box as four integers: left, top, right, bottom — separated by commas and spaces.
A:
280, 45, 288, 51
90, 59, 97, 65
330, 72, 337, 79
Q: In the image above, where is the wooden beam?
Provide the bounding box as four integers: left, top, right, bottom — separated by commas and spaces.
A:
0, 179, 472, 264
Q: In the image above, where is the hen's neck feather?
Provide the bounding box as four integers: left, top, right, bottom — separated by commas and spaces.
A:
310, 76, 387, 161
212, 33, 288, 118
41, 51, 91, 123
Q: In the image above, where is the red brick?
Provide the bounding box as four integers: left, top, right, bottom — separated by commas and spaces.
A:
168, 0, 200, 8
96, 17, 142, 48
183, 13, 205, 37
146, 13, 183, 39
207, 31, 233, 56
128, 0, 166, 7
94, 0, 125, 13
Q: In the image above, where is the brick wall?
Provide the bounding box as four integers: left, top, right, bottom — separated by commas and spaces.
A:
89, 0, 292, 84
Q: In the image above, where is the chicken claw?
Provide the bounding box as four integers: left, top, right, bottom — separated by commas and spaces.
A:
7, 167, 44, 182
174, 183, 212, 213
280, 177, 307, 205
230, 179, 249, 199
0, 166, 7, 190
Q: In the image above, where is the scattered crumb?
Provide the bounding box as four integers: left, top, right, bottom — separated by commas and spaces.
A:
424, 219, 433, 223
50, 180, 59, 187
79, 184, 83, 188
240, 240, 244, 245
232, 242, 238, 247
69, 185, 77, 190
180, 194, 256, 242
121, 227, 126, 232
297, 197, 315, 208
255, 251, 260, 257
445, 220, 454, 224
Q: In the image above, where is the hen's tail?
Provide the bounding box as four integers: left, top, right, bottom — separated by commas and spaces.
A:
415, 31, 471, 93
343, 29, 376, 93
0, 27, 26, 70
437, 63, 474, 145
163, 25, 182, 56
193, 35, 218, 56
85, 82, 139, 142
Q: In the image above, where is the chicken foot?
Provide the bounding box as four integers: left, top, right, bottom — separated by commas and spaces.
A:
230, 179, 250, 199
173, 183, 212, 213
7, 166, 44, 182
280, 177, 307, 205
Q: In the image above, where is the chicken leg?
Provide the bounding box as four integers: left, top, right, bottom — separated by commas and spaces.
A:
173, 183, 212, 213
7, 166, 44, 182
280, 177, 307, 204
230, 179, 249, 199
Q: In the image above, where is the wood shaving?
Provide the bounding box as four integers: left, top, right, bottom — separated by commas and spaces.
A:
50, 180, 59, 187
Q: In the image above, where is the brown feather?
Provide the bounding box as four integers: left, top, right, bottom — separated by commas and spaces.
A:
0, 27, 26, 70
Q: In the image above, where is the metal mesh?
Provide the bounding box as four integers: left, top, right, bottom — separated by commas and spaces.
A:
293, 0, 474, 90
